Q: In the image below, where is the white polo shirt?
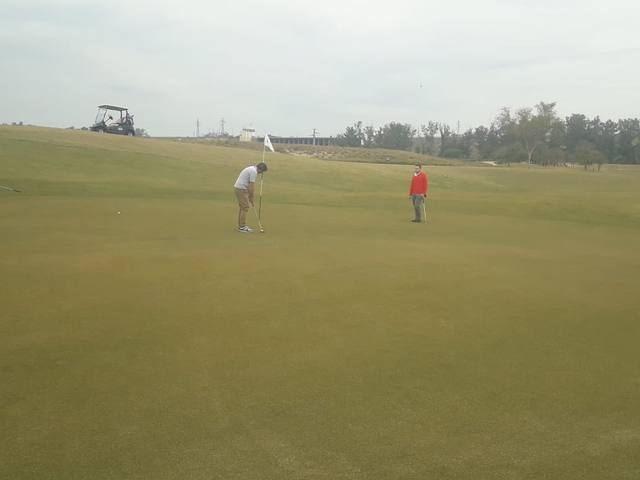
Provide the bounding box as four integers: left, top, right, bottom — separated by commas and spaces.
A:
234, 166, 258, 190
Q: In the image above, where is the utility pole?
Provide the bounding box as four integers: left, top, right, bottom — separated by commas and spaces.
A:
312, 128, 318, 146
196, 118, 200, 138
220, 118, 226, 137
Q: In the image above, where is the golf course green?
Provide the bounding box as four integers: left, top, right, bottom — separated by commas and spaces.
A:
2, 126, 639, 479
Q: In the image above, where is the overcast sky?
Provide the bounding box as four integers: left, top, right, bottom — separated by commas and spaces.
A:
2, 0, 639, 137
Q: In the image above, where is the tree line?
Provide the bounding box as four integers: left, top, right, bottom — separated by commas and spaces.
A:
335, 102, 640, 167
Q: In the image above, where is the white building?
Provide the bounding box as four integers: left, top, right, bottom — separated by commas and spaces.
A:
239, 128, 256, 142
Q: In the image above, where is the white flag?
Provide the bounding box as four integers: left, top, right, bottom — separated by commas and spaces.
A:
264, 134, 275, 152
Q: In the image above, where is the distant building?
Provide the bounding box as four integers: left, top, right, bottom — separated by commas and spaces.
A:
240, 128, 256, 142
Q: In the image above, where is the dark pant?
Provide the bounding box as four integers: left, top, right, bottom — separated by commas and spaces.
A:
411, 195, 425, 221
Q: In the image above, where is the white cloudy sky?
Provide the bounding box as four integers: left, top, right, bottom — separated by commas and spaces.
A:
1, 0, 639, 137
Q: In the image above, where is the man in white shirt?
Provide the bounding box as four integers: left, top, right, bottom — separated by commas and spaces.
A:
233, 162, 268, 232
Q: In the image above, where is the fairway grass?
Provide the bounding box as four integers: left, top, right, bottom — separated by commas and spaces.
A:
2, 126, 640, 479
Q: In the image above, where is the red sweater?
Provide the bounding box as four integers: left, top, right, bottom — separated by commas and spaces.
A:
409, 171, 428, 195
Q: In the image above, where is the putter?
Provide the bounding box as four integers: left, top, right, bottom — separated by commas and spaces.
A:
0, 185, 21, 193
252, 205, 265, 233
422, 200, 427, 223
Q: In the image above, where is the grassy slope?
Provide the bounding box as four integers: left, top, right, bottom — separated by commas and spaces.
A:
166, 137, 461, 166
1, 126, 640, 479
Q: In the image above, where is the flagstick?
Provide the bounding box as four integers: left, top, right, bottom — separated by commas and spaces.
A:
259, 134, 274, 221
259, 142, 266, 220
259, 173, 263, 220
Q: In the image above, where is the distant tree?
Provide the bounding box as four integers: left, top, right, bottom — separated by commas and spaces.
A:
536, 144, 566, 167
374, 122, 415, 150
633, 136, 640, 165
362, 125, 376, 148
494, 143, 527, 166
485, 107, 517, 161
472, 125, 491, 159
420, 121, 439, 155
493, 107, 514, 139
459, 129, 475, 158
566, 115, 614, 164
441, 147, 465, 159
514, 107, 545, 164
508, 102, 562, 165
437, 122, 452, 156
565, 113, 589, 152
599, 119, 618, 162
616, 118, 640, 164
575, 142, 604, 171
485, 126, 504, 159
135, 128, 150, 137
336, 121, 363, 147
468, 143, 481, 161
513, 108, 540, 164
333, 105, 637, 166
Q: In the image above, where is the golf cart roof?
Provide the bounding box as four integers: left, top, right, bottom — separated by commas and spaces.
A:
98, 105, 128, 112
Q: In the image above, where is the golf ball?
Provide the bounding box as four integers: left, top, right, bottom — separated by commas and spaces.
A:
117, 211, 121, 215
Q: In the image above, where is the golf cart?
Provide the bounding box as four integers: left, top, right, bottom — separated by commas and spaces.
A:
90, 105, 135, 136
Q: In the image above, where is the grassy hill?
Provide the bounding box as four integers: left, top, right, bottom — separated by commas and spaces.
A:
2, 126, 639, 479
165, 136, 460, 166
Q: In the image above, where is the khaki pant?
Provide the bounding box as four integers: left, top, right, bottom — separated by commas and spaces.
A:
235, 188, 250, 227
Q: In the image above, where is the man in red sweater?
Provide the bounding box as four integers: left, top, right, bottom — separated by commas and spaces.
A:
409, 164, 428, 222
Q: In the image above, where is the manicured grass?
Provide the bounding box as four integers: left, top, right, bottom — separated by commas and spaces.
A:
1, 126, 639, 479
